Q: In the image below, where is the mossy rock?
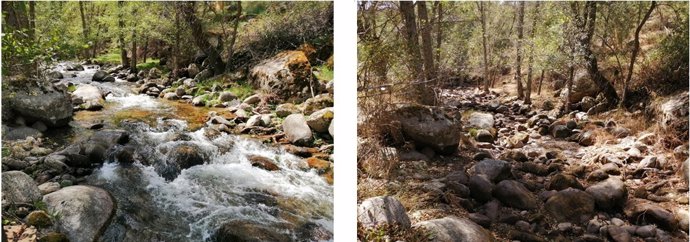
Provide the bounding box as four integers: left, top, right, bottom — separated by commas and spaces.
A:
26, 210, 52, 228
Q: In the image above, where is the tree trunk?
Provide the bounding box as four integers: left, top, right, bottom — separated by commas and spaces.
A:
118, 1, 129, 68
524, 2, 540, 104
173, 4, 181, 71
79, 2, 88, 40
565, 55, 575, 113
515, 2, 525, 99
580, 2, 619, 107
418, 1, 435, 80
130, 30, 138, 73
621, 1, 656, 108
537, 69, 544, 95
479, 2, 490, 93
28, 1, 35, 39
224, 2, 242, 72
400, 1, 433, 105
181, 1, 224, 75
434, 2, 443, 68
142, 35, 148, 63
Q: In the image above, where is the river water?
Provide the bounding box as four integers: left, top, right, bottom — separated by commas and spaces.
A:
53, 63, 333, 241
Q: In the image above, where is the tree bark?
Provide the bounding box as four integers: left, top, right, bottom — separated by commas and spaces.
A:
418, 1, 435, 80
524, 2, 540, 104
224, 2, 242, 71
479, 2, 490, 93
118, 1, 129, 68
181, 1, 225, 75
400, 1, 433, 105
537, 69, 545, 95
621, 1, 656, 108
434, 2, 443, 68
79, 2, 88, 40
515, 2, 525, 99
142, 35, 148, 63
580, 1, 619, 107
28, 1, 35, 39
130, 30, 138, 73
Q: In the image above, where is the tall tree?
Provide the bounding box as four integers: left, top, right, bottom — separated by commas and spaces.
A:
621, 1, 656, 108
224, 2, 243, 71
118, 1, 129, 68
181, 1, 225, 75
478, 2, 490, 93
28, 1, 35, 39
433, 1, 443, 67
524, 2, 540, 104
417, 1, 435, 79
515, 2, 525, 99
399, 1, 423, 79
576, 2, 619, 107
79, 2, 88, 40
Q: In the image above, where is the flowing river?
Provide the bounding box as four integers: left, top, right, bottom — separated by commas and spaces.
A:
51, 63, 333, 241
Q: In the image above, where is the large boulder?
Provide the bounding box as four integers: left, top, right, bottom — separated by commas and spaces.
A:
467, 112, 495, 130
358, 196, 411, 229
2, 171, 42, 205
72, 84, 104, 111
585, 177, 627, 210
249, 50, 315, 100
544, 188, 596, 223
276, 103, 301, 118
561, 70, 599, 103
43, 185, 115, 242
157, 142, 207, 180
92, 70, 107, 82
392, 104, 461, 154
658, 92, 688, 140
9, 86, 73, 127
4, 127, 42, 140
413, 216, 495, 242
282, 114, 313, 145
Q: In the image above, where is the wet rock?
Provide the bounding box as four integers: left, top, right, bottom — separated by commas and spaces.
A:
607, 226, 632, 242
585, 177, 627, 210
247, 155, 280, 171
92, 70, 108, 82
114, 146, 136, 164
26, 210, 52, 227
126, 74, 138, 82
413, 216, 495, 242
469, 175, 494, 203
283, 114, 313, 145
168, 143, 205, 169
475, 129, 494, 143
2, 171, 42, 205
249, 50, 315, 100
624, 199, 678, 231
4, 127, 42, 140
392, 104, 461, 154
473, 159, 512, 183
493, 180, 538, 210
545, 188, 596, 223
43, 185, 115, 242
212, 220, 291, 242
358, 196, 411, 229
467, 112, 495, 129
302, 94, 333, 115
546, 174, 583, 191
175, 87, 186, 97
306, 107, 333, 133
276, 103, 301, 118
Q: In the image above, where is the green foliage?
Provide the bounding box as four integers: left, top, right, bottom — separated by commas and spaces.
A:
227, 83, 255, 101
94, 52, 122, 65
314, 65, 334, 82
67, 85, 77, 92
136, 59, 161, 72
